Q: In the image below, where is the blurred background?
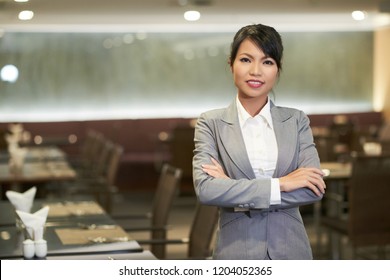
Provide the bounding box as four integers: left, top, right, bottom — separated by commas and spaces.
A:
1, 0, 389, 190
0, 0, 390, 260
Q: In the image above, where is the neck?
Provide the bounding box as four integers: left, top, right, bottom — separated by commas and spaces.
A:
238, 95, 268, 117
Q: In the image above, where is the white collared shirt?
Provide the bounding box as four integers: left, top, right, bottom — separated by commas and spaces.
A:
236, 96, 281, 205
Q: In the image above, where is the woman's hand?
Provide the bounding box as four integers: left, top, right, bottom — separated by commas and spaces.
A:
279, 167, 326, 196
202, 158, 229, 179
202, 159, 325, 196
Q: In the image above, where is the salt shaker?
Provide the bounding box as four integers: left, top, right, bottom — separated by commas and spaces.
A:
23, 239, 35, 259
35, 239, 47, 258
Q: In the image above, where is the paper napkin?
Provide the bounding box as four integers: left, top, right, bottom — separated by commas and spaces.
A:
16, 206, 50, 240
6, 186, 37, 213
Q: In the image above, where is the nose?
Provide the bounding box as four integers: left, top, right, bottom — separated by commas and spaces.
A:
250, 63, 262, 76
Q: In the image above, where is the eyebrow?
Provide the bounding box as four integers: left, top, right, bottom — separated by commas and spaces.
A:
238, 52, 271, 60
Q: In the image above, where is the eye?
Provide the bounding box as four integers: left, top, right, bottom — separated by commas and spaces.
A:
239, 57, 251, 63
264, 59, 275, 65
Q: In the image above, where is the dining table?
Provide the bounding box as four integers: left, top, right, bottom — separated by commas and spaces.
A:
321, 161, 352, 180
0, 146, 77, 199
0, 146, 68, 163
0, 199, 155, 260
320, 161, 352, 216
312, 161, 352, 255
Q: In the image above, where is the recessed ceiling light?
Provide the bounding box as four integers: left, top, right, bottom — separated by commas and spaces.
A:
184, 10, 201, 21
351, 10, 366, 21
18, 10, 34, 20
1, 64, 19, 83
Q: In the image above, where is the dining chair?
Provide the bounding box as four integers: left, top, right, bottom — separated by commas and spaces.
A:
320, 153, 390, 259
93, 142, 124, 213
137, 203, 218, 259
328, 115, 356, 162
187, 203, 218, 259
70, 129, 106, 176
67, 140, 123, 213
114, 163, 183, 259
169, 124, 194, 180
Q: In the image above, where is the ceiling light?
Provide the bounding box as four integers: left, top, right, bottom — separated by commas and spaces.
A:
14, 0, 29, 2
184, 10, 201, 21
351, 10, 366, 21
1, 65, 19, 83
18, 10, 34, 20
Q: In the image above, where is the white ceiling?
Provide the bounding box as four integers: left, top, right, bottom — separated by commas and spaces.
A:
0, 0, 390, 32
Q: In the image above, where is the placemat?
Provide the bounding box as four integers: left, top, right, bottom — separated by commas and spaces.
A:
44, 201, 105, 217
55, 226, 129, 245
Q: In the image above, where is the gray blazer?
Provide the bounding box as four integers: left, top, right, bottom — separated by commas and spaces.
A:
192, 99, 323, 259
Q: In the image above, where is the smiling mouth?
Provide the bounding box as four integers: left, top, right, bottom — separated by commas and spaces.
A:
247, 80, 264, 87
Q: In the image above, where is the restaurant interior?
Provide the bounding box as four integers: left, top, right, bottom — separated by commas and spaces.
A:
0, 0, 390, 260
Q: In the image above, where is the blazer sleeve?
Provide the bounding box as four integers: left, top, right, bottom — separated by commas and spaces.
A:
193, 109, 323, 210
193, 112, 272, 209
272, 110, 323, 209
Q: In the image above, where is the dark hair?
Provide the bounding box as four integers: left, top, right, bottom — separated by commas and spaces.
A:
229, 24, 284, 71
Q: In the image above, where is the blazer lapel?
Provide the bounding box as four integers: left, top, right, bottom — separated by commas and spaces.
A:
218, 100, 255, 179
216, 99, 296, 179
271, 103, 297, 177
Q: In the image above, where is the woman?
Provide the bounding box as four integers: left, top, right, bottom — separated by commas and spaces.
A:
192, 23, 326, 260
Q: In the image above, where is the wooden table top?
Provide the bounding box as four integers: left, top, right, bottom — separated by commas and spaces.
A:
0, 146, 76, 184
321, 161, 352, 180
0, 199, 144, 259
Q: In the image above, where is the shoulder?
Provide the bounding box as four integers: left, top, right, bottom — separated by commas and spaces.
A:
271, 104, 309, 123
196, 108, 227, 131
199, 108, 227, 120
195, 104, 237, 134
198, 100, 236, 124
